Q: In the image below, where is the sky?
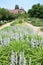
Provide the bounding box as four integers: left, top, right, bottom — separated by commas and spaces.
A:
0, 0, 43, 11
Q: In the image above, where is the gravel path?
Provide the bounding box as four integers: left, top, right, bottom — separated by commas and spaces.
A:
26, 22, 43, 36
0, 21, 43, 36
0, 21, 14, 30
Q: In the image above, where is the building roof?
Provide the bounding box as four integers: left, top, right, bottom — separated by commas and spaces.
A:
9, 8, 25, 14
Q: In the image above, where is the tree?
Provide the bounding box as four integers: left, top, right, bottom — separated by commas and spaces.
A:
0, 8, 18, 21
28, 3, 43, 18
15, 5, 19, 9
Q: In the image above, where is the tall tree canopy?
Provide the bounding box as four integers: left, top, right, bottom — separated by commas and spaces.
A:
15, 5, 19, 9
0, 8, 17, 21
28, 3, 43, 18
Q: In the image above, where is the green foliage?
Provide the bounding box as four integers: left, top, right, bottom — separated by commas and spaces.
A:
27, 18, 43, 27
0, 40, 43, 65
15, 5, 19, 9
18, 19, 23, 24
28, 3, 43, 18
10, 18, 23, 26
9, 40, 29, 53
0, 46, 11, 65
0, 8, 21, 25
40, 27, 43, 32
0, 21, 4, 25
0, 8, 18, 21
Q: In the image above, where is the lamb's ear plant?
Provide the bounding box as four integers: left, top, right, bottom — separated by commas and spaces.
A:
0, 19, 43, 65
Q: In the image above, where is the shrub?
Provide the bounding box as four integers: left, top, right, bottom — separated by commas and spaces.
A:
0, 21, 4, 25
40, 27, 43, 32
29, 18, 43, 27
18, 19, 23, 24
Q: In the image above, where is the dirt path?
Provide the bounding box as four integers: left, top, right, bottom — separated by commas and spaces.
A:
26, 22, 43, 36
0, 20, 43, 36
0, 21, 14, 30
